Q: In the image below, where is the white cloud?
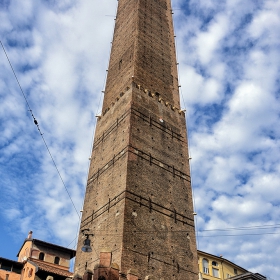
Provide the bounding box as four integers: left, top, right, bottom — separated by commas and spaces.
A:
180, 66, 223, 105
249, 9, 280, 41
0, 0, 117, 252
194, 14, 229, 65
8, 0, 36, 25
176, 1, 280, 278
4, 208, 21, 220
1, 0, 280, 279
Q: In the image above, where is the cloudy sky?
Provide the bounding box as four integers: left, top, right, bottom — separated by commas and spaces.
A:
0, 0, 279, 279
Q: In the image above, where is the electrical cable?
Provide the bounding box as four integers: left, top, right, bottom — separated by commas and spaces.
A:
1, 40, 81, 220
67, 236, 78, 248
170, 6, 280, 246
72, 3, 119, 257
199, 224, 280, 231
70, 228, 280, 237
198, 232, 280, 237
171, 7, 200, 249
77, 2, 118, 219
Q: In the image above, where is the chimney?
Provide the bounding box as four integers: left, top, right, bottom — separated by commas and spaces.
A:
27, 231, 33, 239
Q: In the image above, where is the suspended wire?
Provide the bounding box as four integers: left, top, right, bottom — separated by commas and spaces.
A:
72, 4, 119, 255
198, 232, 280, 237
1, 41, 31, 112
79, 4, 118, 209
70, 56, 106, 252
199, 224, 280, 232
171, 7, 200, 249
0, 40, 80, 219
67, 235, 78, 248
69, 226, 280, 238
170, 9, 280, 246
65, 230, 280, 238
69, 232, 78, 271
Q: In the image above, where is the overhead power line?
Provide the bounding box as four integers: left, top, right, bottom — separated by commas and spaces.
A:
67, 228, 280, 239
1, 40, 80, 219
198, 232, 280, 237
199, 224, 280, 232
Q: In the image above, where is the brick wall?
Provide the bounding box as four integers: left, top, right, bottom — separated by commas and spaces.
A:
0, 271, 21, 280
75, 0, 198, 279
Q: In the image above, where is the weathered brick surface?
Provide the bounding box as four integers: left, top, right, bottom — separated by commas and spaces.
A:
103, 0, 180, 112
31, 244, 70, 268
0, 271, 21, 280
75, 0, 198, 279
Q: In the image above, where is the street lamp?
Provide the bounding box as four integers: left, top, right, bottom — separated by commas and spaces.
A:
81, 229, 94, 253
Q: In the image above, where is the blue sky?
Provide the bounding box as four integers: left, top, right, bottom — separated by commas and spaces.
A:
0, 0, 280, 279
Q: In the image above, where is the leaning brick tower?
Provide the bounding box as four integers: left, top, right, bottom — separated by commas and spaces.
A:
74, 0, 198, 279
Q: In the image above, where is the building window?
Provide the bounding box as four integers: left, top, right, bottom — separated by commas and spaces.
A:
54, 257, 60, 265
5, 274, 9, 280
13, 267, 22, 274
39, 252, 45, 260
0, 264, 12, 271
227, 274, 232, 279
202, 259, 209, 274
212, 268, 219, 278
212, 261, 218, 266
234, 268, 238, 275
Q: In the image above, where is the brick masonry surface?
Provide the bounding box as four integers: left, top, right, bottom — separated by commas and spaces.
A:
75, 0, 198, 279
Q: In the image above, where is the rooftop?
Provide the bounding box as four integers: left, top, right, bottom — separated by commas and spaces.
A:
17, 238, 76, 259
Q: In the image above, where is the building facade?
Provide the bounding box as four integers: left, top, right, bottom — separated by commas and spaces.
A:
74, 0, 198, 279
1, 232, 267, 280
0, 258, 23, 280
0, 231, 75, 280
197, 251, 267, 280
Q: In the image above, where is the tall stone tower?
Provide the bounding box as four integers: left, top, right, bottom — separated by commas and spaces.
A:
75, 0, 198, 279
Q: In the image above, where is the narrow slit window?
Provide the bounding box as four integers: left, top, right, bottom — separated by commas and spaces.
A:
39, 252, 45, 260
54, 256, 60, 265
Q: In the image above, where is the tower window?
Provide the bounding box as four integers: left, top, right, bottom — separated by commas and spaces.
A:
39, 252, 45, 260
54, 257, 60, 265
